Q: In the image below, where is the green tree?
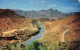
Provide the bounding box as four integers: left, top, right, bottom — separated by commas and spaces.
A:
20, 44, 25, 48
26, 41, 46, 50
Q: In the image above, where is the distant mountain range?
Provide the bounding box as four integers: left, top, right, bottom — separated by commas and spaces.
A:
12, 8, 74, 19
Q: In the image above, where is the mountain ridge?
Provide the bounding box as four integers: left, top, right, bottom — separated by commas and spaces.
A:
12, 8, 74, 19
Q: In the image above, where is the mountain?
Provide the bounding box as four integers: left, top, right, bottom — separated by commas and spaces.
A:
0, 9, 26, 32
0, 9, 39, 46
0, 9, 25, 18
12, 8, 74, 20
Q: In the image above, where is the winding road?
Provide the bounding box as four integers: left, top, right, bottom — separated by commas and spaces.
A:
62, 29, 69, 42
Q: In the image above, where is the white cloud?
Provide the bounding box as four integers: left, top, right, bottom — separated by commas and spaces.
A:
41, 1, 45, 3
48, 5, 56, 7
30, 1, 34, 4
36, 1, 45, 3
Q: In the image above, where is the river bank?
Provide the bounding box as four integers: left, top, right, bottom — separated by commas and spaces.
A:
16, 22, 44, 46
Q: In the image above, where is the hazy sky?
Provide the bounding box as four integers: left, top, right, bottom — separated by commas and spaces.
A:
0, 0, 80, 13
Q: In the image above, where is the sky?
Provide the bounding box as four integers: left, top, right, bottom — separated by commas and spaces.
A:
0, 0, 80, 13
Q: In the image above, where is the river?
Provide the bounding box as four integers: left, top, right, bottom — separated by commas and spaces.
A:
23, 22, 44, 45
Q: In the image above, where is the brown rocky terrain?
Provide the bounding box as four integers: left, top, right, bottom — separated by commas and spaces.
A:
0, 9, 39, 46
39, 12, 80, 50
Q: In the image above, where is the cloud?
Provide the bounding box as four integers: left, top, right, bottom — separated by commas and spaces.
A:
36, 1, 45, 3
48, 5, 56, 7
41, 1, 45, 3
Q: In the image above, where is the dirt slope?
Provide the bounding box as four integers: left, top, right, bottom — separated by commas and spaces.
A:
38, 12, 80, 50
41, 12, 80, 42
0, 9, 39, 46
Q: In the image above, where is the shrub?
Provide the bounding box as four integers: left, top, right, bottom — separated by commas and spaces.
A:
26, 41, 46, 50
6, 41, 46, 50
20, 44, 25, 48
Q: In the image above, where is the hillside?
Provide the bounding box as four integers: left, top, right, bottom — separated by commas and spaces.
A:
12, 8, 74, 20
39, 12, 80, 50
0, 9, 39, 46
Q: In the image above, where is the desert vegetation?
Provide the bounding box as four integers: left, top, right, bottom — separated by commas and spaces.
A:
2, 41, 46, 50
